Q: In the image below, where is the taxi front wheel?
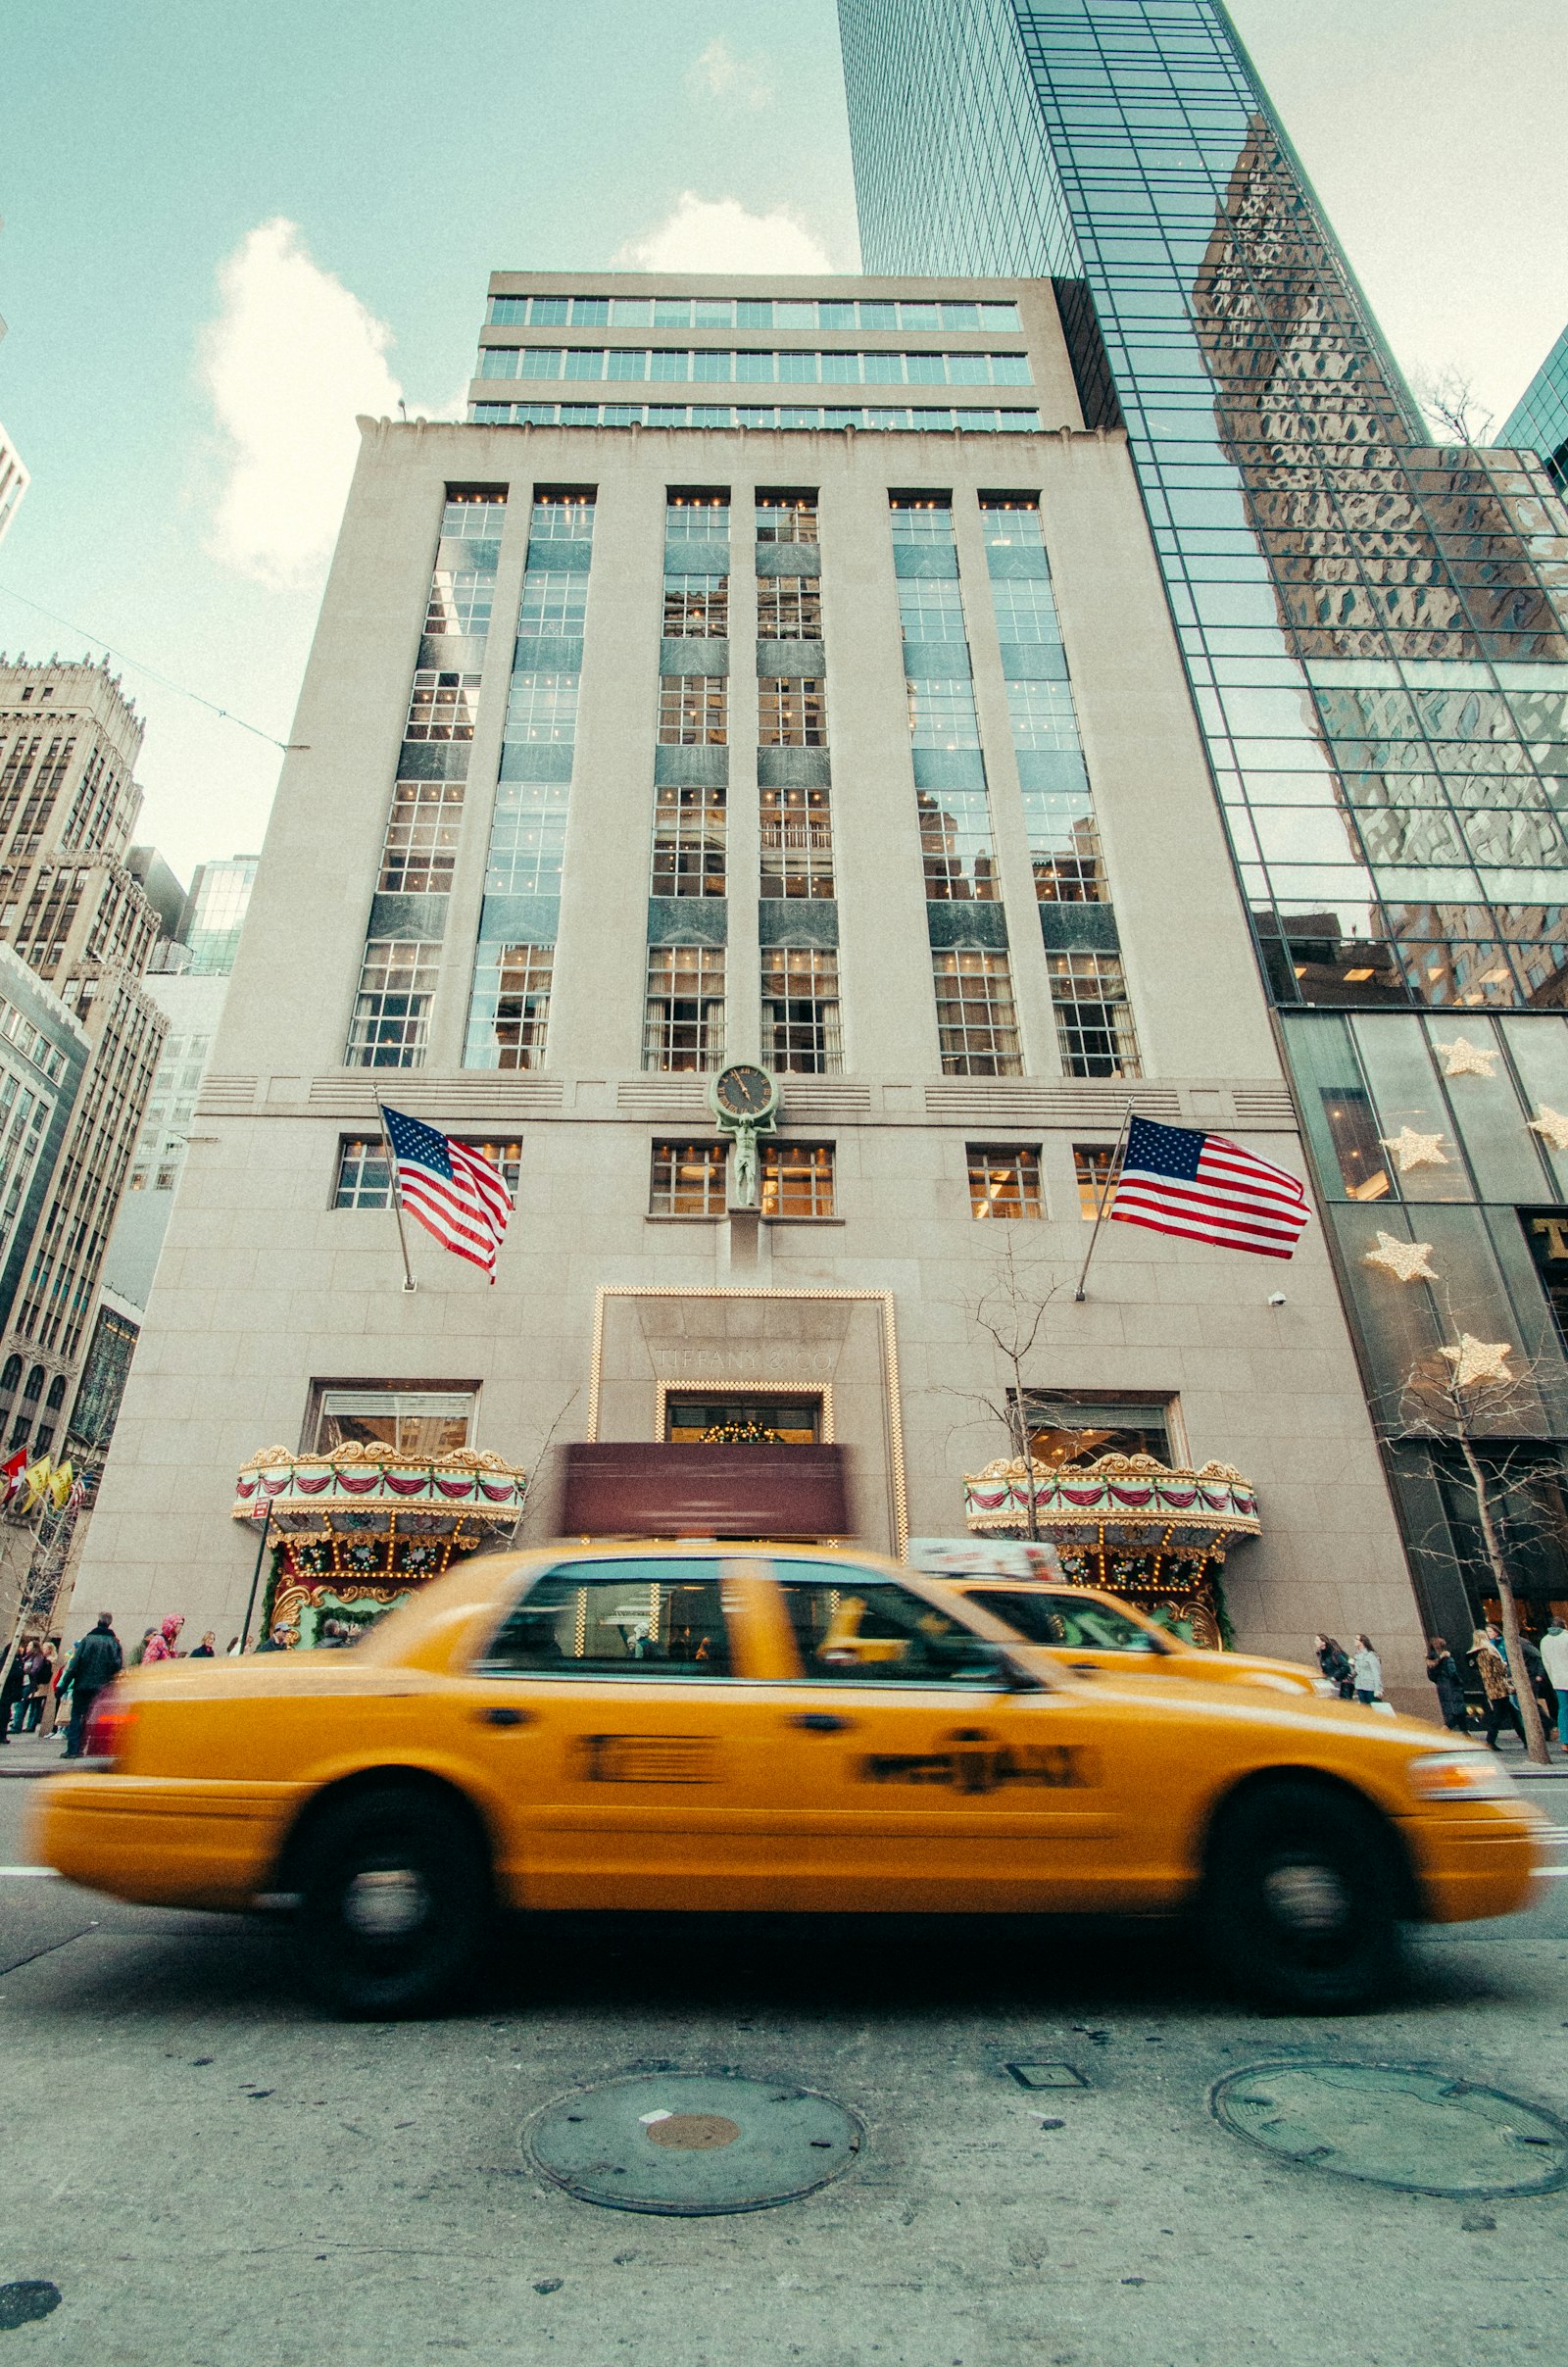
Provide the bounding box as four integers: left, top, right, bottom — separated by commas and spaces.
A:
292, 1784, 491, 2019
1200, 1780, 1404, 2013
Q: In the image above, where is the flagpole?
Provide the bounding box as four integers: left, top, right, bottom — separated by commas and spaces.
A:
376, 1103, 417, 1293
1073, 1098, 1137, 1303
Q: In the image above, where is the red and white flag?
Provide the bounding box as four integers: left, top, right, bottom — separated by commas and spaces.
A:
380, 1106, 514, 1283
1108, 1116, 1310, 1261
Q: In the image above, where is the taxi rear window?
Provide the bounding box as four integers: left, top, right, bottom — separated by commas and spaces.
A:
778, 1562, 1009, 1685
977, 1591, 1163, 1653
479, 1558, 731, 1676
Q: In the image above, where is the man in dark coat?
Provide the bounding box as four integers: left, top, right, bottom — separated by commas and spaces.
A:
60, 1613, 123, 1757
0, 1637, 31, 1742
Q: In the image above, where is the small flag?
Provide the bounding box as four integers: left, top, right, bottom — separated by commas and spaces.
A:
0, 1448, 26, 1505
22, 1455, 53, 1510
1109, 1116, 1310, 1261
49, 1459, 74, 1510
381, 1106, 514, 1282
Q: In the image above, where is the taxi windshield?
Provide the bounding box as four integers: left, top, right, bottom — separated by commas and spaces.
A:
976, 1590, 1166, 1654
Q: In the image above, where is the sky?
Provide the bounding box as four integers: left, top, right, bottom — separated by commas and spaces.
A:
1, 0, 1563, 890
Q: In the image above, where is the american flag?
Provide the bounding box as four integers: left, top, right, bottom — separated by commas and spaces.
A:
1108, 1116, 1310, 1261
380, 1106, 514, 1282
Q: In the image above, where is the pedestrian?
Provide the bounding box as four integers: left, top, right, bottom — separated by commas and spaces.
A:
128, 1627, 156, 1666
1350, 1633, 1383, 1704
37, 1635, 64, 1737
142, 1615, 183, 1663
318, 1619, 348, 1649
256, 1622, 290, 1653
223, 1636, 241, 1656
189, 1631, 217, 1659
1470, 1628, 1526, 1751
1315, 1634, 1354, 1699
21, 1637, 53, 1732
0, 1637, 32, 1741
1518, 1631, 1555, 1731
1542, 1618, 1568, 1752
1425, 1637, 1469, 1732
59, 1612, 123, 1758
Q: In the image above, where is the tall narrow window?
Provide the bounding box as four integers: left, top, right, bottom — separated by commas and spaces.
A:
659, 678, 727, 744
425, 570, 495, 637
464, 943, 553, 1070
644, 946, 726, 1071
1073, 1144, 1122, 1220
759, 678, 826, 746
761, 949, 842, 1074
663, 575, 729, 635
760, 783, 834, 899
1048, 955, 1140, 1079
346, 941, 442, 1068
377, 780, 465, 894
484, 779, 570, 897
931, 950, 1021, 1076
652, 784, 726, 898
918, 789, 997, 901
517, 569, 588, 636
528, 488, 597, 541
758, 578, 821, 638
756, 491, 818, 544
666, 490, 730, 537
405, 670, 481, 741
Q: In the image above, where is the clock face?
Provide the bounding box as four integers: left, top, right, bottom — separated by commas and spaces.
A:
710, 1063, 776, 1122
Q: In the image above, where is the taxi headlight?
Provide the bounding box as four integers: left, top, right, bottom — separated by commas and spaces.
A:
1406, 1751, 1522, 1805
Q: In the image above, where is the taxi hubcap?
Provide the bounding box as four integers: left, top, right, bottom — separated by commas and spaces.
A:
1261, 1858, 1350, 1936
342, 1865, 428, 1941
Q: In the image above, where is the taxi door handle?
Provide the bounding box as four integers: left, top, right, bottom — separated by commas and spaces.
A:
790, 1712, 855, 1734
476, 1704, 533, 1729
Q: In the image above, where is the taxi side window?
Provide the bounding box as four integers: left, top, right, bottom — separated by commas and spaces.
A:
479, 1558, 732, 1677
778, 1563, 1007, 1686
983, 1591, 1161, 1653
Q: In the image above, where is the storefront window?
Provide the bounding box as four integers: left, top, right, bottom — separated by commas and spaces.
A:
310, 1387, 476, 1455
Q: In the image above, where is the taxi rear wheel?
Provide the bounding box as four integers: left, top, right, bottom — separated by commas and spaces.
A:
1200, 1780, 1404, 2013
292, 1784, 491, 2019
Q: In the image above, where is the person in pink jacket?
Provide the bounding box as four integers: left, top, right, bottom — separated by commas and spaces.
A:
142, 1615, 184, 1663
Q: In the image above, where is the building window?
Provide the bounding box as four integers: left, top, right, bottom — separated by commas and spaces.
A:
666, 489, 730, 536
889, 492, 954, 544
761, 1142, 835, 1219
310, 1385, 477, 1455
898, 577, 967, 640
756, 491, 818, 543
1024, 786, 1104, 903
334, 1136, 519, 1209
757, 578, 822, 638
652, 784, 726, 898
441, 488, 508, 538
1005, 679, 1080, 751
1048, 954, 1140, 1079
505, 672, 578, 746
649, 1140, 729, 1216
918, 787, 998, 901
932, 950, 1021, 1076
644, 945, 725, 1072
377, 780, 465, 894
404, 669, 482, 741
663, 575, 729, 636
424, 569, 495, 638
967, 1146, 1042, 1218
761, 948, 842, 1074
464, 943, 553, 1070
759, 677, 826, 747
528, 488, 596, 540
907, 682, 980, 750
658, 677, 727, 745
1022, 1396, 1172, 1468
1073, 1144, 1123, 1221
517, 570, 588, 637
760, 783, 834, 899
484, 778, 570, 897
345, 940, 442, 1068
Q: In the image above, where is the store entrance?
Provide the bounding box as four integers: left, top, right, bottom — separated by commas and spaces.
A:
664, 1393, 822, 1446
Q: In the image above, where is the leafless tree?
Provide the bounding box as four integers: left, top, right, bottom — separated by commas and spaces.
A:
940, 1233, 1063, 1542
1396, 1331, 1553, 1765
513, 1386, 581, 1541
1412, 365, 1495, 450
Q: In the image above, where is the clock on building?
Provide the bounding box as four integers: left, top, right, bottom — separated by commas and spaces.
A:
709, 1064, 778, 1126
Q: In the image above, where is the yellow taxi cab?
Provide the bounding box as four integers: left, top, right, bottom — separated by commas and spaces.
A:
33, 1541, 1545, 2020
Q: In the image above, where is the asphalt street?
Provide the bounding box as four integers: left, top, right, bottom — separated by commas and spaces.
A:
1, 1757, 1565, 2367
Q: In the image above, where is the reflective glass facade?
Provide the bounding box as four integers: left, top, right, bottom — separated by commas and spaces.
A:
1500, 321, 1568, 494
840, 0, 1568, 1629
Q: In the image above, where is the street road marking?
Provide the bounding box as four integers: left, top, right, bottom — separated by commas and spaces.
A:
1535, 1865, 1568, 1878
0, 1866, 59, 1879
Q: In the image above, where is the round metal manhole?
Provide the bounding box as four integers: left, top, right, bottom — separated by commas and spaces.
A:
1212, 2062, 1568, 2198
523, 2074, 862, 2215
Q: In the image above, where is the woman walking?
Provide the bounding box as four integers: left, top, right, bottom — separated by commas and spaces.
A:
1349, 1633, 1383, 1705
1425, 1637, 1469, 1732
1315, 1634, 1353, 1699
1470, 1628, 1526, 1751
142, 1615, 184, 1663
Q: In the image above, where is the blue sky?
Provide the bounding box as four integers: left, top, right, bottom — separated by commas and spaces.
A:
1, 0, 1563, 885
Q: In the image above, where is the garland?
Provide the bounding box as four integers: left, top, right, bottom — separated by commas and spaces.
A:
701, 1420, 784, 1445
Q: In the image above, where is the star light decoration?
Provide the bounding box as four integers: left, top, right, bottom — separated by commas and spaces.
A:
1439, 1335, 1514, 1392
1433, 1035, 1497, 1079
1528, 1106, 1568, 1154
1362, 1231, 1439, 1284
1380, 1125, 1449, 1174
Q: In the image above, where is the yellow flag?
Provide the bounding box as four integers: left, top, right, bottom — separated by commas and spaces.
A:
49, 1459, 74, 1509
23, 1455, 52, 1508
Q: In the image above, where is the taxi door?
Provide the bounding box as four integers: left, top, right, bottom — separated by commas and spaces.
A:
457, 1553, 780, 1911
744, 1559, 1131, 1913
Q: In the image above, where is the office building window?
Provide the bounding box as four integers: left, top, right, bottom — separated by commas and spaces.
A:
1005, 679, 1080, 751
424, 570, 495, 638
404, 670, 481, 742
345, 940, 442, 1068
464, 944, 553, 1070
644, 945, 725, 1071
759, 677, 826, 747
757, 490, 818, 543
967, 1146, 1043, 1219
652, 783, 726, 898
761, 948, 842, 1074
760, 782, 834, 899
335, 1136, 520, 1209
484, 778, 570, 897
1073, 1145, 1123, 1222
889, 493, 954, 543
1025, 788, 1104, 903
898, 577, 967, 639
666, 489, 730, 537
663, 575, 729, 636
757, 578, 822, 638
918, 786, 998, 901
1049, 955, 1141, 1080
932, 950, 1021, 1076
440, 489, 507, 539
505, 673, 579, 746
990, 576, 1062, 643
377, 780, 464, 895
658, 677, 727, 745
761, 1141, 835, 1219
517, 570, 588, 636
529, 488, 596, 540
907, 682, 980, 749
649, 1140, 729, 1216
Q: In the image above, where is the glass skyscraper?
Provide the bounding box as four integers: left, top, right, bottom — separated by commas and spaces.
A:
841, 0, 1568, 1640
1501, 321, 1568, 493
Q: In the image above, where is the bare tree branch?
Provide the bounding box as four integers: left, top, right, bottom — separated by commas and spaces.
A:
1412, 364, 1495, 450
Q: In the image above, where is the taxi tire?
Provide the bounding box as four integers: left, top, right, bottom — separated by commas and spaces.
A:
1200, 1779, 1404, 2013
292, 1784, 491, 2020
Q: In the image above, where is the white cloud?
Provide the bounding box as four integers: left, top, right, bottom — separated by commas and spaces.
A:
688, 37, 771, 108
200, 219, 405, 590
615, 192, 837, 277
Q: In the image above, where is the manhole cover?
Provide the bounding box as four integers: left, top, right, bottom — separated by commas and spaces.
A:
523, 2074, 862, 2215
1212, 2063, 1568, 2198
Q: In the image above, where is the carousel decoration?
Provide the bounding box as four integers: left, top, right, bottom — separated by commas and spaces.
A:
232, 1442, 529, 1647
961, 1451, 1261, 1648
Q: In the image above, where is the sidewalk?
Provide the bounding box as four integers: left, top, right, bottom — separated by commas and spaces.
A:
0, 1733, 71, 1779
